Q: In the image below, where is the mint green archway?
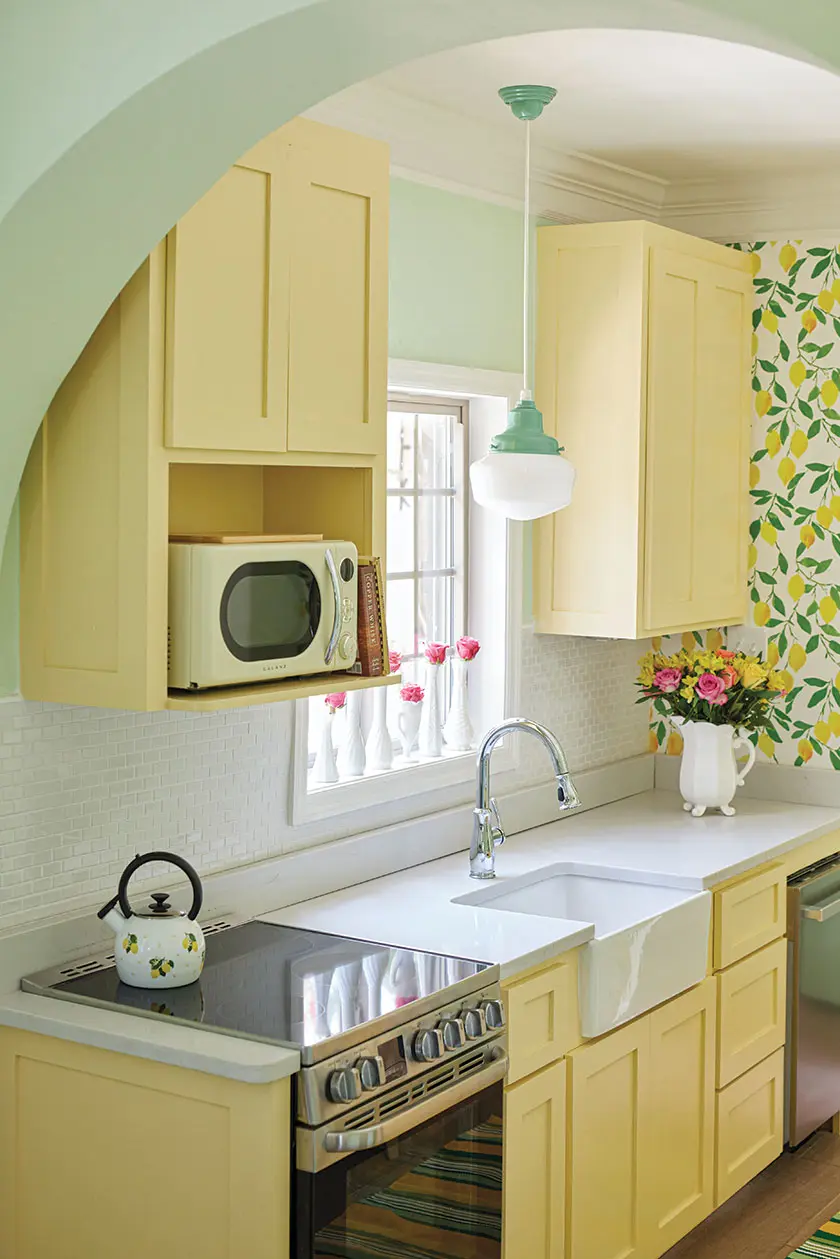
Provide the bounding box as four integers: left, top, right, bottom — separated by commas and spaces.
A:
0, 0, 836, 566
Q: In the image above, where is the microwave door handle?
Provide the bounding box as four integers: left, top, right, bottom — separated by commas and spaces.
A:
324, 548, 342, 666
323, 1051, 508, 1154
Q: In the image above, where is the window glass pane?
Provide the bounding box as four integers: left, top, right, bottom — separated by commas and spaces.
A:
387, 411, 415, 490
418, 413, 455, 489
417, 575, 454, 652
386, 495, 415, 574
417, 494, 454, 573
386, 578, 415, 660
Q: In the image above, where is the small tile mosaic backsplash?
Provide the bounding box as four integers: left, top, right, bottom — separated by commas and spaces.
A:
0, 629, 649, 930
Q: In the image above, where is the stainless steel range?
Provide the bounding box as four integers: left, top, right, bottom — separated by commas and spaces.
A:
23, 918, 508, 1258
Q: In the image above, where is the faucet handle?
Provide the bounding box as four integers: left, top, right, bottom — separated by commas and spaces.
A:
489, 797, 505, 846
556, 773, 580, 812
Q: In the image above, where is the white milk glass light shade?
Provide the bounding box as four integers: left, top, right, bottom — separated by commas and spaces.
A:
470, 449, 576, 522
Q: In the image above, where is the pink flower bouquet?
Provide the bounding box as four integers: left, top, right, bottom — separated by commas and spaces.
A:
424, 642, 448, 665
388, 650, 402, 674
456, 636, 481, 661
400, 684, 424, 703
324, 692, 347, 714
636, 647, 785, 732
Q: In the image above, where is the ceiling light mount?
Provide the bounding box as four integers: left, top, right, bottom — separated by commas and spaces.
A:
498, 84, 557, 122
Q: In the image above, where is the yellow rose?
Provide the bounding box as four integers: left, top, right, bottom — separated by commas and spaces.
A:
741, 661, 768, 689
767, 671, 787, 692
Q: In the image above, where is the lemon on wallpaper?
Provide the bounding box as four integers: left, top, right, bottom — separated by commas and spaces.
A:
749, 463, 761, 488
765, 427, 780, 454
815, 720, 832, 744
832, 495, 840, 520
751, 332, 759, 357
789, 361, 807, 388
761, 308, 779, 332
648, 729, 659, 754
790, 429, 809, 458
749, 252, 762, 276
822, 379, 840, 407
757, 392, 772, 419
779, 243, 797, 272
788, 573, 806, 600
681, 631, 696, 651
801, 523, 817, 547
799, 739, 814, 762
758, 731, 775, 759
821, 596, 838, 623
666, 731, 683, 756
833, 277, 840, 300
767, 641, 780, 668
778, 457, 796, 485
803, 310, 818, 332
789, 642, 808, 671
754, 601, 771, 626
818, 504, 834, 528
760, 520, 777, 544
830, 712, 840, 737
747, 543, 757, 569
819, 289, 836, 312
779, 669, 794, 692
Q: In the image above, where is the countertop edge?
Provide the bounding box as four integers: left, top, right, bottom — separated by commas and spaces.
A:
496, 925, 594, 981
697, 816, 840, 887
0, 992, 300, 1084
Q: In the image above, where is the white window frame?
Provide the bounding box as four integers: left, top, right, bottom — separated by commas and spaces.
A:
290, 360, 524, 826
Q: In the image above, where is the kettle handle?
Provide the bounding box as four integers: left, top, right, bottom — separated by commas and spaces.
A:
115, 851, 203, 921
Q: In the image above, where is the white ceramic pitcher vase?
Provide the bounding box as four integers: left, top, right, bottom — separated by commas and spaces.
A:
671, 717, 757, 817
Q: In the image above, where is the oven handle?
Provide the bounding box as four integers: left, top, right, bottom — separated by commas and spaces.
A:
324, 1051, 508, 1154
323, 548, 342, 666
803, 892, 840, 922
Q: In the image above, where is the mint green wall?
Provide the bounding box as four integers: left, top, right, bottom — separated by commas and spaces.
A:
0, 501, 19, 696
389, 178, 523, 373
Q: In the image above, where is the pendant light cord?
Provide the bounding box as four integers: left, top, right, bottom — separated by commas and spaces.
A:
522, 118, 532, 402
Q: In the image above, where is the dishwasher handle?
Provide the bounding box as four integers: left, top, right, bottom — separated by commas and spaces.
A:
803, 892, 840, 922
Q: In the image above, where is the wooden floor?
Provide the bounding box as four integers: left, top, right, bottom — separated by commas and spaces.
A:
665, 1130, 840, 1259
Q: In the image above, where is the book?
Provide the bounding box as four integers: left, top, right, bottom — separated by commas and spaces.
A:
351, 556, 389, 677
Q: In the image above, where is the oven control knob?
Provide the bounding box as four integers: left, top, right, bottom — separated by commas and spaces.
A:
479, 999, 506, 1029
438, 1017, 467, 1051
338, 634, 357, 661
413, 1028, 445, 1062
461, 1007, 488, 1040
356, 1055, 387, 1091
327, 1066, 362, 1104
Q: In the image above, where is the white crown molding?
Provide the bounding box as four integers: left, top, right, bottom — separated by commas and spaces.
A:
309, 80, 840, 241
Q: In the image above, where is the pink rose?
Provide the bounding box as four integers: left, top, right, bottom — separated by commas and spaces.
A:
424, 642, 448, 665
400, 684, 424, 703
388, 650, 402, 673
721, 664, 738, 689
695, 673, 727, 704
325, 692, 346, 713
653, 667, 682, 693
456, 636, 481, 661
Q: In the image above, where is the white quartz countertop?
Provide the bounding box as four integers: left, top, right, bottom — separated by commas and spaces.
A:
263, 790, 840, 978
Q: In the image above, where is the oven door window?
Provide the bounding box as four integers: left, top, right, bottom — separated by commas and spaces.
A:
220, 561, 322, 661
296, 1082, 503, 1259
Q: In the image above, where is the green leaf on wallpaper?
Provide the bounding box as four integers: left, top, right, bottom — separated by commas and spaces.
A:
803, 343, 820, 354
832, 536, 840, 557
754, 448, 767, 462
772, 594, 786, 615
757, 571, 776, 585
759, 359, 778, 372
834, 318, 840, 337
750, 587, 760, 603
800, 401, 815, 419
779, 629, 789, 654
752, 375, 761, 392
750, 520, 761, 541
780, 339, 791, 360
808, 248, 831, 256
770, 299, 785, 317
817, 308, 828, 324
811, 473, 830, 492
816, 560, 833, 573
830, 750, 840, 771
778, 552, 789, 574
808, 420, 822, 438
832, 585, 840, 605
797, 302, 811, 315
780, 418, 791, 442
807, 636, 821, 652
804, 677, 827, 686
808, 691, 828, 708
811, 256, 832, 277
809, 385, 821, 400
754, 242, 767, 250
806, 463, 829, 471
754, 279, 773, 293
797, 542, 806, 559
752, 308, 762, 330
833, 370, 840, 388
767, 618, 782, 628
773, 382, 788, 401
825, 624, 840, 637
768, 406, 784, 416
751, 491, 772, 504
768, 725, 783, 744
811, 739, 826, 756
817, 343, 834, 358
798, 613, 813, 633
779, 488, 797, 506
808, 600, 819, 615
768, 512, 784, 530
833, 685, 840, 705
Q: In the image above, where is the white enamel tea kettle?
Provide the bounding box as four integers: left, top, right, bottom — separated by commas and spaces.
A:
98, 851, 205, 989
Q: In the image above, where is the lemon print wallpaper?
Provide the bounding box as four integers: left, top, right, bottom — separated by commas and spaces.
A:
651, 240, 840, 770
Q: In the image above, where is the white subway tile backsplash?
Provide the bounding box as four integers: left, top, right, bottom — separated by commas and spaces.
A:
0, 628, 649, 930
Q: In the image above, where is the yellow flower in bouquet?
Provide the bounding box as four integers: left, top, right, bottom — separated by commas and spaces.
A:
741, 660, 768, 690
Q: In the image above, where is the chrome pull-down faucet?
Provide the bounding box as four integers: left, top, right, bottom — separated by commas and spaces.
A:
469, 718, 580, 879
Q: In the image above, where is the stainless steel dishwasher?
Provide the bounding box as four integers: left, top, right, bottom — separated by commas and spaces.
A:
788, 853, 840, 1147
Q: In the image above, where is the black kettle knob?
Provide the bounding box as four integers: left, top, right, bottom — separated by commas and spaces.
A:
149, 892, 172, 914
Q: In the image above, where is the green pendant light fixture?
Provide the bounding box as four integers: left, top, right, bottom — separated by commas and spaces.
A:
469, 85, 576, 521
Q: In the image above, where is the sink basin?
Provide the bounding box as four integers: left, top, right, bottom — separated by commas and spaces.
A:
453, 864, 711, 1038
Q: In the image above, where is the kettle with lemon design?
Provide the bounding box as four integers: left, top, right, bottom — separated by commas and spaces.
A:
98, 852, 206, 989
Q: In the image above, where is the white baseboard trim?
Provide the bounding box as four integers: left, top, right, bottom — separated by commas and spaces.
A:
0, 754, 654, 992
655, 753, 840, 808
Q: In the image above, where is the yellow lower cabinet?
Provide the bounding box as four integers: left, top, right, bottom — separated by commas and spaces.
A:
503, 1059, 567, 1259
503, 951, 581, 1085
717, 937, 786, 1088
647, 980, 716, 1256
567, 1015, 649, 1259
0, 1028, 291, 1259
715, 1046, 785, 1207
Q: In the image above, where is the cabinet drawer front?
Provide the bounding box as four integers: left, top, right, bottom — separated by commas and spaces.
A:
714, 865, 785, 970
503, 1060, 567, 1259
717, 938, 787, 1088
715, 1047, 784, 1206
504, 955, 580, 1085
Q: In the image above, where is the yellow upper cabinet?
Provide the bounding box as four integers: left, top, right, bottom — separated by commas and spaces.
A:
165, 118, 388, 457
534, 220, 753, 639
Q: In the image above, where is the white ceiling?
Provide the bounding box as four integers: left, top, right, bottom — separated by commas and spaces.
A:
370, 29, 840, 182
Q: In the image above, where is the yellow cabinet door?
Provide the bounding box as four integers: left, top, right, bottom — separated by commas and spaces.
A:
503, 1059, 567, 1259
503, 952, 581, 1085
715, 1047, 785, 1206
643, 248, 752, 635
647, 980, 716, 1255
567, 1016, 650, 1259
284, 118, 389, 456
717, 938, 787, 1088
164, 140, 292, 453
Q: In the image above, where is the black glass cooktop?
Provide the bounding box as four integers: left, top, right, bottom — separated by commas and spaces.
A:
33, 921, 490, 1058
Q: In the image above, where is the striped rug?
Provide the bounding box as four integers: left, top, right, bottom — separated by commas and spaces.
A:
790, 1214, 840, 1256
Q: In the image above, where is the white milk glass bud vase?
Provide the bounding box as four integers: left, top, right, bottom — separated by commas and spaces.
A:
337, 691, 366, 778
312, 709, 339, 785
418, 663, 444, 758
397, 694, 423, 763
365, 687, 393, 772
671, 717, 757, 817
443, 656, 475, 751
